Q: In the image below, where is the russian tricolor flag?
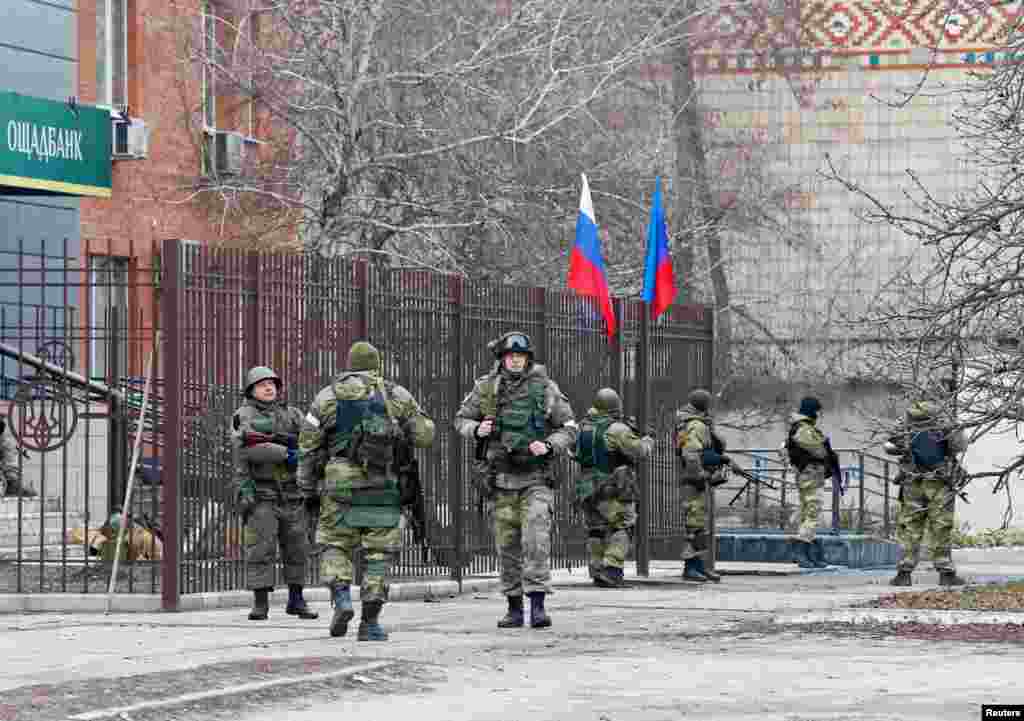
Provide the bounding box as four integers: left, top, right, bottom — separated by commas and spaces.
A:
567, 173, 616, 339
641, 176, 677, 320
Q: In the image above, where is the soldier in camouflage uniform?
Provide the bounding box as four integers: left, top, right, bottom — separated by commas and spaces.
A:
0, 418, 35, 497
784, 397, 831, 569
675, 389, 725, 583
231, 366, 318, 621
298, 341, 435, 641
883, 400, 968, 587
454, 331, 577, 629
574, 388, 653, 588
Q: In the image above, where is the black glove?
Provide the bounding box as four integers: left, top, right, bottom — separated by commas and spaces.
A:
238, 496, 256, 524
304, 494, 321, 519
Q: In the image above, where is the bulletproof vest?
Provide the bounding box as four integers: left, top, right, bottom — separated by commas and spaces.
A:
240, 406, 298, 493
575, 417, 628, 473
488, 376, 548, 467
910, 429, 948, 469
786, 421, 816, 470
329, 374, 402, 479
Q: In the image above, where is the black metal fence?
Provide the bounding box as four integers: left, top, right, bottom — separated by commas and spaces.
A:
157, 240, 715, 607
0, 237, 898, 607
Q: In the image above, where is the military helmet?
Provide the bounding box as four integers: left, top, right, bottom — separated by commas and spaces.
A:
688, 388, 712, 413
244, 366, 281, 395
489, 331, 534, 359
348, 341, 381, 372
907, 400, 935, 422
594, 387, 622, 415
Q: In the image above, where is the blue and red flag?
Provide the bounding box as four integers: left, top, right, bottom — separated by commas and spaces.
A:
641, 176, 677, 320
567, 173, 616, 338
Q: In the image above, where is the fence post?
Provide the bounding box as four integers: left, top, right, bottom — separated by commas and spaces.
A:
704, 305, 717, 573
244, 252, 261, 369
356, 261, 370, 339
449, 277, 465, 586
858, 453, 866, 533
831, 460, 841, 535
635, 306, 650, 577
883, 460, 891, 538
160, 239, 182, 612
107, 307, 128, 516
612, 298, 623, 401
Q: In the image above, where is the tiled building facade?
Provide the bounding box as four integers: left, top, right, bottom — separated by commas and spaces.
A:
689, 0, 1016, 378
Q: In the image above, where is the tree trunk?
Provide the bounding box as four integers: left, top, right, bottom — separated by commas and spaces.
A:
672, 36, 732, 387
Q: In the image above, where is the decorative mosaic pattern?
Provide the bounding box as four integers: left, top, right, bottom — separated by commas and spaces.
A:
692, 0, 1022, 74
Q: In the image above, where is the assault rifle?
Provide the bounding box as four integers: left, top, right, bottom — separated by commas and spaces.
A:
824, 439, 846, 496
726, 460, 779, 506
242, 431, 298, 449
396, 443, 429, 562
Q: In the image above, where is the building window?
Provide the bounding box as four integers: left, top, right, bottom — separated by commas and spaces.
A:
202, 2, 260, 175
90, 256, 130, 383
96, 0, 128, 110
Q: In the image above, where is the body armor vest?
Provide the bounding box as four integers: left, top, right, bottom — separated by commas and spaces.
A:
485, 376, 548, 469
329, 374, 402, 485
786, 420, 817, 470
576, 417, 630, 473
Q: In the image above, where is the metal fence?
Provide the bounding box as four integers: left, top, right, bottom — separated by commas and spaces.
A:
157, 240, 715, 607
0, 236, 162, 595
0, 237, 897, 607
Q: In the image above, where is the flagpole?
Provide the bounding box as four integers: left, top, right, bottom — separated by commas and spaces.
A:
635, 298, 651, 578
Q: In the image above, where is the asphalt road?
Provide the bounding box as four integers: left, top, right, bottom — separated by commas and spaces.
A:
2, 550, 1024, 721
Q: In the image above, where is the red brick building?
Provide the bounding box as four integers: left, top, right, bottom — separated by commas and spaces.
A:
73, 0, 290, 379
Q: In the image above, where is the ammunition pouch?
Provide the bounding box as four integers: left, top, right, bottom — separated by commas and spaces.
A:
350, 415, 401, 475
488, 444, 546, 472
596, 466, 638, 501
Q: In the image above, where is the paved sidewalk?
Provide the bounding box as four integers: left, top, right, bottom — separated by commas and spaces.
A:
1, 549, 1022, 720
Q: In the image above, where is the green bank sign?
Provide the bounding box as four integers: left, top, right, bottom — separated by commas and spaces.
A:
0, 91, 111, 198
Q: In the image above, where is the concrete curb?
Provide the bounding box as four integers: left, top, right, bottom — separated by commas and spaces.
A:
774, 608, 1024, 626
0, 577, 504, 614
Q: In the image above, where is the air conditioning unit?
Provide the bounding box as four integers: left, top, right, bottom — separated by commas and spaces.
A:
214, 131, 245, 176
112, 117, 148, 159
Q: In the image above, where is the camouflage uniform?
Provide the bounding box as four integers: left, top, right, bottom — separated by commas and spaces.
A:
298, 341, 435, 641
674, 389, 724, 582
230, 366, 317, 620
0, 419, 33, 497
782, 396, 833, 569
454, 331, 576, 629
574, 389, 653, 588
884, 401, 968, 586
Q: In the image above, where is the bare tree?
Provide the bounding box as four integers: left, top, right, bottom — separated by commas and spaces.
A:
820, 5, 1024, 523
169, 0, 710, 274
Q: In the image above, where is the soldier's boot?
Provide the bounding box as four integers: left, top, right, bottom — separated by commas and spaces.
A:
497, 595, 525, 628
285, 584, 319, 619
701, 562, 722, 584
329, 584, 355, 637
938, 570, 966, 587
809, 540, 830, 569
793, 542, 818, 569
248, 587, 270, 620
682, 558, 708, 582
528, 592, 551, 629
357, 601, 389, 641
595, 566, 624, 588
889, 570, 913, 587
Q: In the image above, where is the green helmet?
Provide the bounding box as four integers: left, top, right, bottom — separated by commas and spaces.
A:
907, 401, 935, 422
488, 331, 533, 359
688, 388, 712, 413
244, 366, 281, 395
348, 341, 381, 372
594, 387, 621, 415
